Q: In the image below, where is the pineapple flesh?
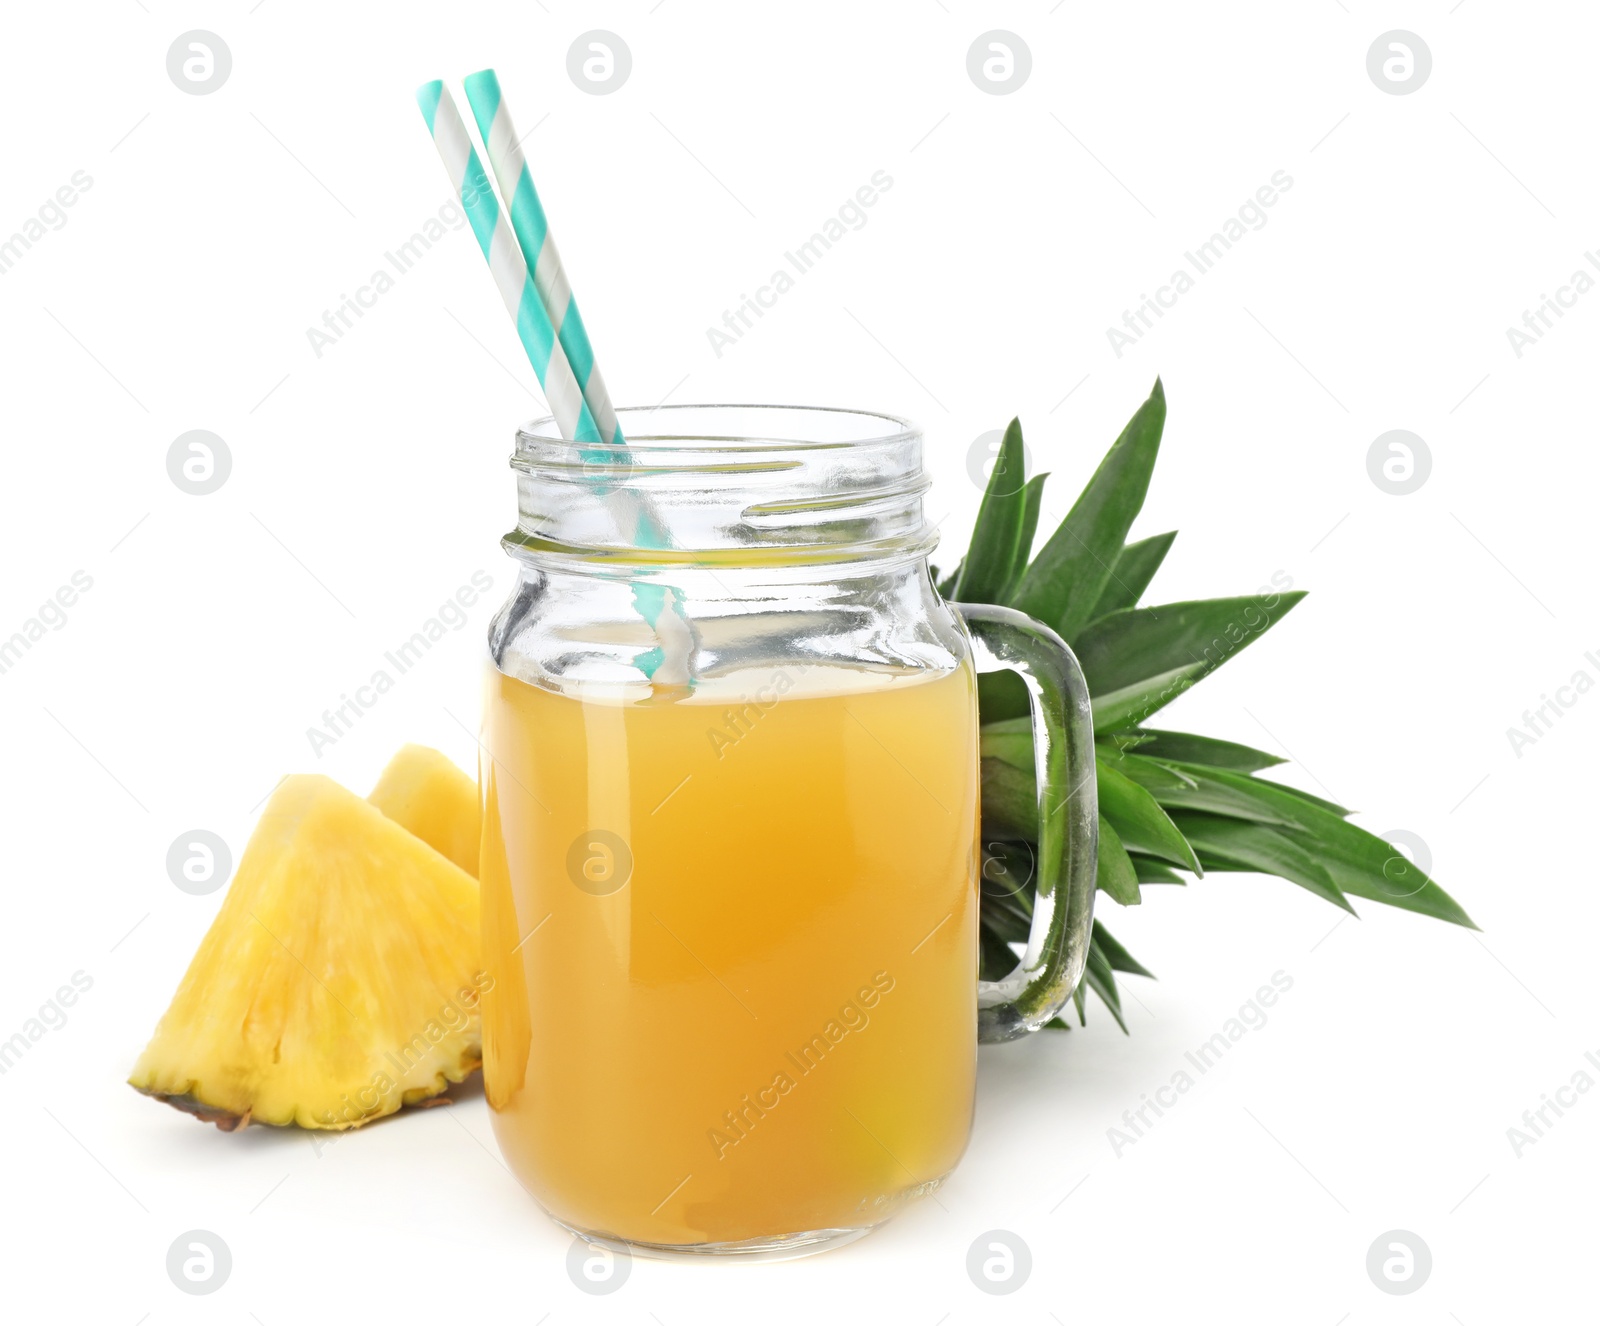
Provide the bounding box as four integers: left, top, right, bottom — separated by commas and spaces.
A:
368, 743, 480, 877
130, 774, 485, 1130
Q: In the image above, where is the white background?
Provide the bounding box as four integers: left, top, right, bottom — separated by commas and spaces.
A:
1, 1, 1594, 1321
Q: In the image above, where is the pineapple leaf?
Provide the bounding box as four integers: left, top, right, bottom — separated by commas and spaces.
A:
980, 926, 1020, 982
988, 657, 1211, 731
1074, 593, 1308, 705
1094, 920, 1156, 978
1096, 743, 1195, 788
980, 720, 1034, 770
1087, 530, 1178, 619
1122, 756, 1299, 826
1090, 661, 1210, 732
953, 418, 1030, 603
1254, 781, 1352, 817
981, 838, 1039, 903
967, 382, 1477, 1035
1130, 854, 1185, 885
978, 670, 1030, 725
1097, 755, 1203, 873
1083, 935, 1129, 1033
980, 756, 1038, 839
1169, 811, 1354, 914
1169, 766, 1477, 928
980, 900, 1029, 942
1130, 728, 1286, 772
999, 474, 1050, 601
1010, 378, 1165, 640
1096, 815, 1142, 906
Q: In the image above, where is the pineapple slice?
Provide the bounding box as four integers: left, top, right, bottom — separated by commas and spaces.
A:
368, 743, 480, 877
130, 774, 485, 1130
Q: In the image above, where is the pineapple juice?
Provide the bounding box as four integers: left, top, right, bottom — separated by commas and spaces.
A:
479, 660, 981, 1246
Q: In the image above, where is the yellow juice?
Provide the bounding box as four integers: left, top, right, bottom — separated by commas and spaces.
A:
479, 661, 980, 1246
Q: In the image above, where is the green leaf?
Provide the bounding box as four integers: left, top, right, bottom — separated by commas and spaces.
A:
1082, 936, 1129, 1033
1097, 815, 1141, 906
953, 418, 1029, 604
982, 737, 1206, 881
968, 378, 1477, 1038
980, 927, 1020, 983
985, 727, 1280, 852
978, 669, 1030, 725
979, 718, 1034, 771
1094, 920, 1155, 978
980, 839, 1038, 913
988, 630, 1197, 726
1169, 811, 1354, 914
1254, 780, 1351, 817
934, 560, 961, 597
971, 469, 1048, 720
980, 756, 1037, 839
980, 903, 1029, 943
999, 474, 1049, 602
1090, 661, 1210, 733
1168, 767, 1477, 928
1122, 756, 1298, 826
1088, 531, 1177, 618
1130, 854, 1185, 885
1131, 728, 1286, 772
1074, 593, 1308, 702
1095, 744, 1195, 789
1097, 754, 1203, 873
1010, 378, 1166, 640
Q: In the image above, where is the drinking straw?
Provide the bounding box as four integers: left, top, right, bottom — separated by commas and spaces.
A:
414, 79, 693, 688
415, 80, 602, 447
457, 69, 664, 548
462, 68, 623, 450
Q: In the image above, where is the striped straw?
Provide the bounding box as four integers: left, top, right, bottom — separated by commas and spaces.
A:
415, 80, 601, 447
415, 78, 693, 688
447, 75, 676, 555
462, 69, 624, 449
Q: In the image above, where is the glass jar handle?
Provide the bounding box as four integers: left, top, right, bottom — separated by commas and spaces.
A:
955, 603, 1099, 1044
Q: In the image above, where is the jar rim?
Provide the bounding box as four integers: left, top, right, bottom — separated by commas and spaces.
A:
507, 402, 937, 571
515, 402, 921, 453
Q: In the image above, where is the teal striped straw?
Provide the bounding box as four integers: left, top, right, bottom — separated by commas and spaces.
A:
415, 80, 601, 447
462, 68, 623, 450
415, 78, 691, 686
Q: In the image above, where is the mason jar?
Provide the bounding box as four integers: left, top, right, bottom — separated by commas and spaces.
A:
478, 404, 1097, 1258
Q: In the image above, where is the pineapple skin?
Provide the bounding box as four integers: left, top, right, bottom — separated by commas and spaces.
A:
130, 775, 488, 1130
368, 744, 480, 877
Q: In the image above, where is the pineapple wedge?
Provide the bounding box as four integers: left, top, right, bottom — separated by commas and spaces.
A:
130, 774, 486, 1130
368, 743, 480, 877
